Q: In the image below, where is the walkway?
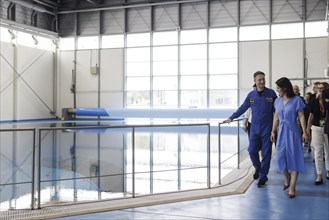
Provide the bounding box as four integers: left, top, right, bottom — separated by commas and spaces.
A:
54, 148, 329, 220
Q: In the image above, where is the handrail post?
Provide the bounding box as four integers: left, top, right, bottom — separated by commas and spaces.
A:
31, 128, 36, 210
207, 124, 211, 189
218, 123, 221, 185
237, 121, 240, 169
132, 127, 135, 198
38, 129, 42, 209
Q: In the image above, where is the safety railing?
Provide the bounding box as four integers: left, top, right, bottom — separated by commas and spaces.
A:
0, 119, 249, 211
36, 123, 211, 209
0, 128, 36, 210
218, 118, 248, 185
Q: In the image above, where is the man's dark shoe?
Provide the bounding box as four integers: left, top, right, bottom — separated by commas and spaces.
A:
253, 172, 259, 180
257, 179, 267, 188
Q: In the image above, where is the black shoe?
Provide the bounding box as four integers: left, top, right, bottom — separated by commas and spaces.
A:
315, 179, 323, 185
257, 179, 267, 188
253, 172, 259, 180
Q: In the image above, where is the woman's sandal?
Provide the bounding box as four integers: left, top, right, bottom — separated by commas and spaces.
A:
283, 174, 291, 191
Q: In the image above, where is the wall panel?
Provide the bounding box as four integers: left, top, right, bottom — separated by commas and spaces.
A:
209, 1, 238, 27
272, 39, 303, 89
153, 5, 178, 31
101, 93, 124, 108
240, 0, 269, 25
306, 38, 327, 78
100, 49, 124, 108
76, 50, 99, 92
16, 46, 54, 119
0, 42, 15, 120
272, 0, 303, 23
59, 51, 75, 109
102, 10, 125, 34
78, 12, 100, 36
59, 14, 76, 37
239, 41, 269, 105
76, 93, 98, 108
127, 7, 151, 33
100, 49, 123, 91
0, 0, 9, 19
306, 0, 327, 21
181, 3, 208, 29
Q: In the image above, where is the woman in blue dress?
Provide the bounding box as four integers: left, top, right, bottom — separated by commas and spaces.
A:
270, 77, 308, 198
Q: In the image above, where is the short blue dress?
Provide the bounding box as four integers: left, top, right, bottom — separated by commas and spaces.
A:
274, 96, 306, 173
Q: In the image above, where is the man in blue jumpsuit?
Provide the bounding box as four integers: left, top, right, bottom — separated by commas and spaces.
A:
224, 71, 277, 187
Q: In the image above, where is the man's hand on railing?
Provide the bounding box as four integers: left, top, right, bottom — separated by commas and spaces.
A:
223, 118, 232, 124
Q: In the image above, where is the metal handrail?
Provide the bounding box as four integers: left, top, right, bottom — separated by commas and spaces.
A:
36, 122, 211, 209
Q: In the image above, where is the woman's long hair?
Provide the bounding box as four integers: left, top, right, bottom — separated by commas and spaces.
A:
275, 77, 296, 98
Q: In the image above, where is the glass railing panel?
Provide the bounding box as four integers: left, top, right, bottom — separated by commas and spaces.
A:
128, 125, 210, 196
38, 127, 133, 206
218, 119, 248, 184
0, 129, 35, 211
0, 183, 33, 210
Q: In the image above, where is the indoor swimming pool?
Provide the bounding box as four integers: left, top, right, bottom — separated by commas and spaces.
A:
0, 118, 249, 211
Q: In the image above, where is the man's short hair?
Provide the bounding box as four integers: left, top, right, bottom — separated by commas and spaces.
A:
253, 71, 265, 79
314, 81, 320, 85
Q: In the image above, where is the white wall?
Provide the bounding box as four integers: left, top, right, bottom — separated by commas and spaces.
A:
58, 50, 74, 109
237, 37, 327, 105
239, 41, 270, 103
16, 46, 54, 119
59, 49, 124, 111
76, 50, 99, 107
271, 39, 304, 92
100, 49, 124, 108
0, 42, 54, 121
306, 38, 327, 77
0, 42, 15, 120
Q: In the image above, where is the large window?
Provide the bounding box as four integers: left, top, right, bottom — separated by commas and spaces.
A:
240, 25, 270, 41
153, 45, 178, 108
77, 36, 99, 49
126, 33, 151, 108
209, 42, 238, 108
60, 37, 75, 50
180, 34, 207, 108
124, 27, 249, 108
54, 20, 326, 110
180, 29, 207, 44
209, 27, 237, 43
272, 23, 303, 39
305, 21, 327, 38
102, 34, 124, 48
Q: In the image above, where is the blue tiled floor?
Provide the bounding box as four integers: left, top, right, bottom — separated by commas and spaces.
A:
54, 148, 329, 220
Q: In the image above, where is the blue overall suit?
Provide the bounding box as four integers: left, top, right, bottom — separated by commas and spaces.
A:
229, 87, 277, 182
